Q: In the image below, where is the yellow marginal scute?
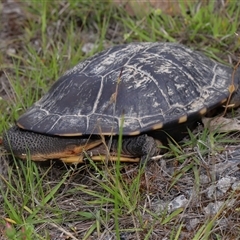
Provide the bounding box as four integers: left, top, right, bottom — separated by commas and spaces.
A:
199, 107, 207, 115
178, 115, 187, 124
152, 123, 163, 130
220, 98, 227, 104
58, 132, 83, 136
17, 123, 25, 129
128, 130, 141, 136
100, 132, 117, 136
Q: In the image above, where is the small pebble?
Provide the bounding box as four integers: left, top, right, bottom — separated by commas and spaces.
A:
82, 43, 95, 54
168, 195, 188, 213
217, 176, 236, 193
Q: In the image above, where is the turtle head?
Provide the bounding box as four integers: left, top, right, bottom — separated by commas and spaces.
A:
2, 126, 97, 161
2, 126, 44, 159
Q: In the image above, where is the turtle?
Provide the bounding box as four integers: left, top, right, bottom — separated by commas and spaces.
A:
2, 42, 240, 164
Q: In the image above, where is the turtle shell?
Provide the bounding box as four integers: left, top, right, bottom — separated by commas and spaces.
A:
17, 42, 234, 136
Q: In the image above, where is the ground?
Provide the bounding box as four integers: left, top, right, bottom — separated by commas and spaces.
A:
0, 0, 240, 239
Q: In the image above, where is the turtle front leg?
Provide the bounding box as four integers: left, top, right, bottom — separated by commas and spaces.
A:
117, 134, 161, 164
85, 134, 161, 164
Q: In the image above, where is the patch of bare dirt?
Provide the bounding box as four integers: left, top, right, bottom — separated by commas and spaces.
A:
0, 0, 26, 102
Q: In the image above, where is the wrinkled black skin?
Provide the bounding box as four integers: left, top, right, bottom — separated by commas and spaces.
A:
2, 126, 93, 160
2, 117, 198, 164
3, 126, 161, 163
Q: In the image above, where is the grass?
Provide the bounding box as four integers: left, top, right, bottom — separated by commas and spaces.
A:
0, 0, 240, 239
